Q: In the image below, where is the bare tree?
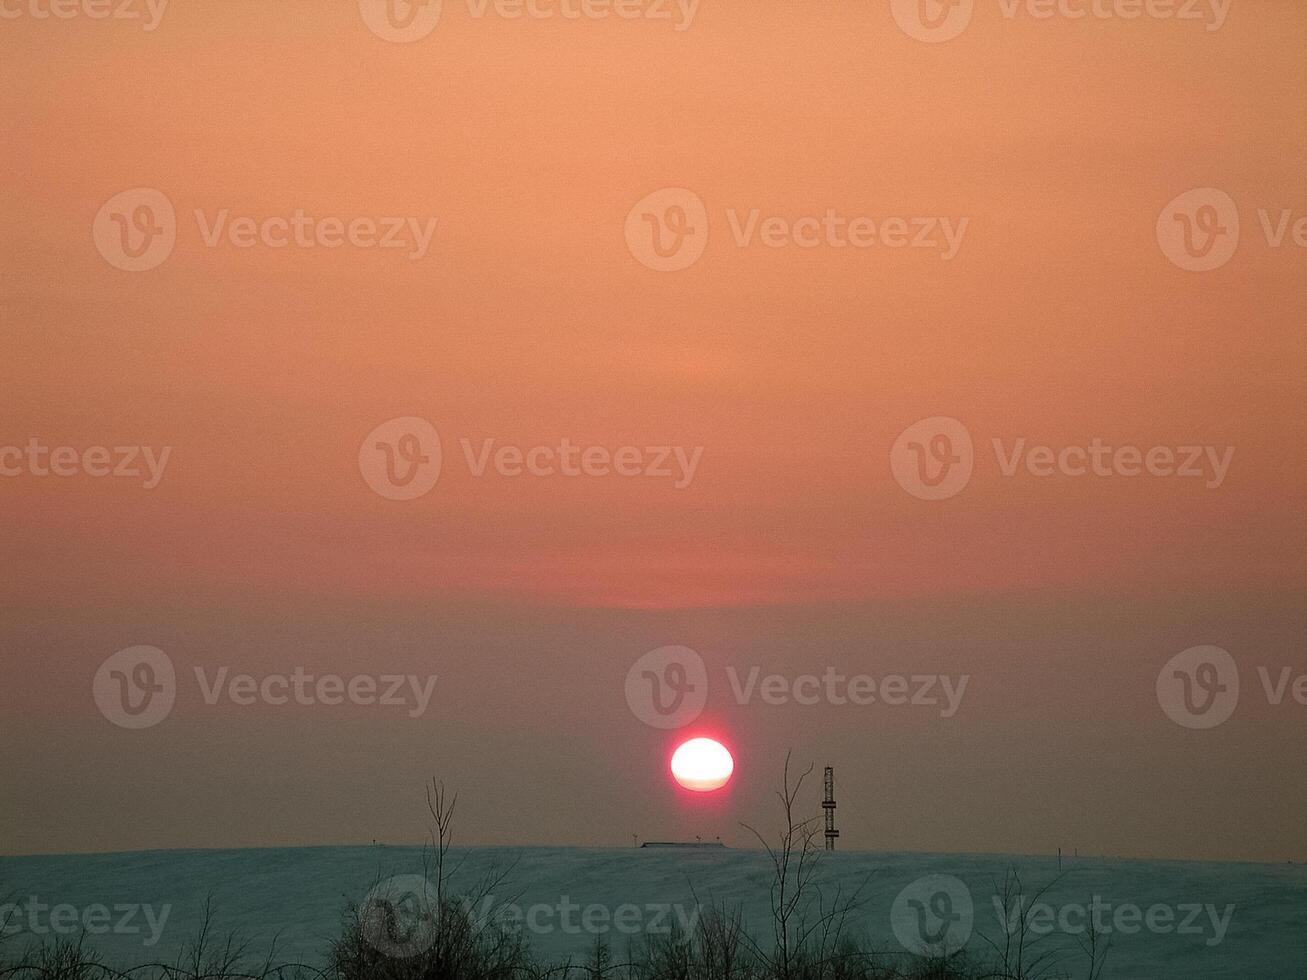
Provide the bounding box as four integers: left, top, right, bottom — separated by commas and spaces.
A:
740, 751, 870, 980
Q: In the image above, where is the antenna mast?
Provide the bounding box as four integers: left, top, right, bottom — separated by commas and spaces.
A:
823, 766, 839, 851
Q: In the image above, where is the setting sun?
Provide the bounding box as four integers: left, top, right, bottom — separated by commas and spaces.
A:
670, 737, 734, 792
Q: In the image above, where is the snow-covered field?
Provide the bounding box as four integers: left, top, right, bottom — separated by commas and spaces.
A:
1, 846, 1303, 977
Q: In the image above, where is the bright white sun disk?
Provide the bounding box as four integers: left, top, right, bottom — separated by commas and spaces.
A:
671, 737, 734, 792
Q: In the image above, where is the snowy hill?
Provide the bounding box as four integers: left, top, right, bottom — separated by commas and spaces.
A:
1, 846, 1302, 978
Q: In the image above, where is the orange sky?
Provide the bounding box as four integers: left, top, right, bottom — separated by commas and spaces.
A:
2, 1, 1305, 861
